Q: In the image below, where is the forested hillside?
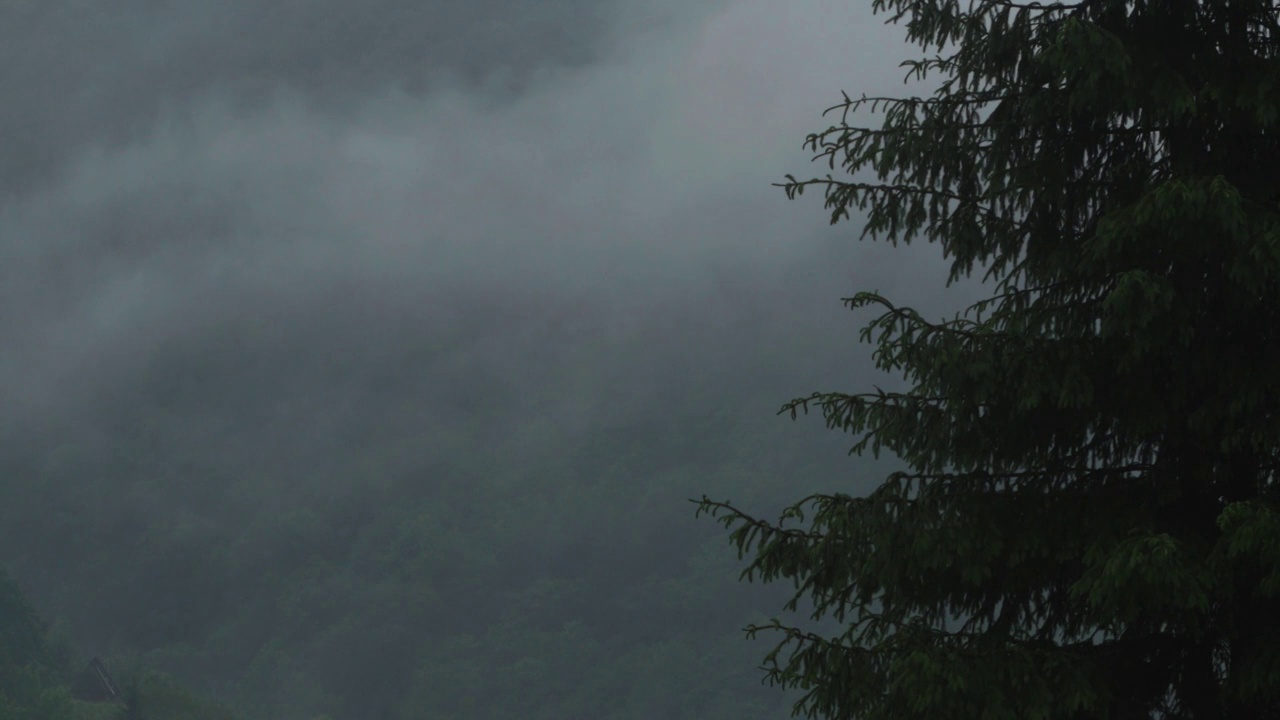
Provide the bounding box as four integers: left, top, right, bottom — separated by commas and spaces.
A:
0, 565, 74, 719
0, 240, 934, 719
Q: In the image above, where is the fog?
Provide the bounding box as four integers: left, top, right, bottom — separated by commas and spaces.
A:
0, 1, 990, 718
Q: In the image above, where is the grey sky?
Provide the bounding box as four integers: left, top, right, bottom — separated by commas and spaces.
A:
1, 7, 997, 709
3, 0, 977, 432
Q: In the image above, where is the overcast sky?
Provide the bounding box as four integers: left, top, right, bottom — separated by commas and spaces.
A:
1, 0, 994, 431
0, 4, 1013, 713
0, 7, 1026, 602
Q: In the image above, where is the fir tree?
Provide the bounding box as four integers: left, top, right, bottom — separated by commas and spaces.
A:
698, 1, 1280, 718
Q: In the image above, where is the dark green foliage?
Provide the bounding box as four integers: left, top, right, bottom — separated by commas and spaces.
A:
120, 678, 142, 720
113, 672, 236, 720
0, 566, 73, 720
0, 566, 54, 673
0, 568, 228, 720
0, 306, 859, 719
698, 1, 1280, 718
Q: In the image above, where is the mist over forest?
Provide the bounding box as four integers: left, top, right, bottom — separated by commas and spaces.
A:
1, 1, 990, 718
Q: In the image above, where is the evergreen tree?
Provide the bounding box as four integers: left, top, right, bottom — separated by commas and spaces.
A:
0, 566, 51, 676
0, 567, 72, 720
698, 1, 1280, 718
119, 676, 143, 720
